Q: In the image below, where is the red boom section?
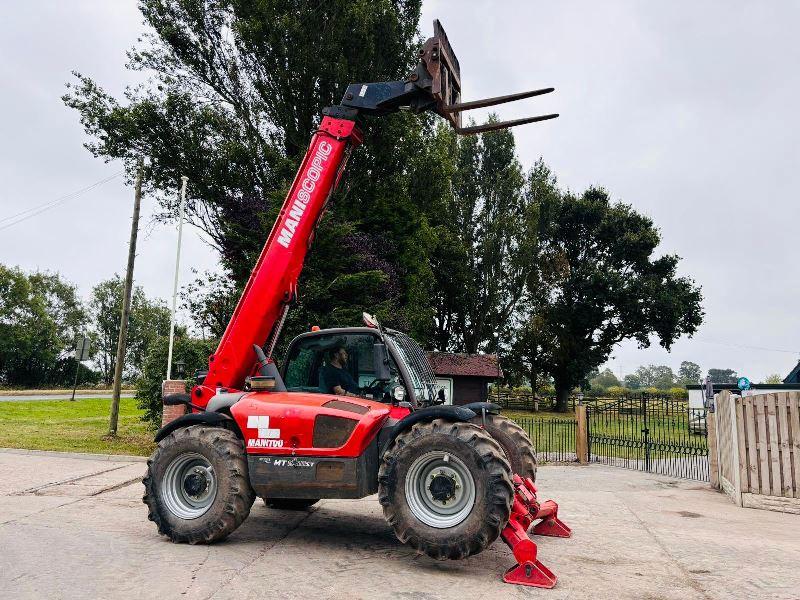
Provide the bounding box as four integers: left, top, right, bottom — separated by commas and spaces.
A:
194, 118, 363, 406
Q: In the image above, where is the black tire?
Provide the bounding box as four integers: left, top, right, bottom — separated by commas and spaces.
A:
142, 425, 255, 544
378, 419, 513, 560
263, 498, 319, 510
471, 413, 537, 482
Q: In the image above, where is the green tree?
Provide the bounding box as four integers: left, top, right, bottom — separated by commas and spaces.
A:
763, 373, 783, 384
677, 360, 702, 385
136, 334, 216, 427
623, 373, 642, 389
64, 1, 437, 345
707, 368, 737, 384
89, 275, 172, 384
633, 365, 676, 390
0, 266, 58, 386
474, 156, 558, 393
589, 368, 621, 392
180, 269, 239, 340
517, 172, 703, 411
428, 121, 535, 354
0, 265, 91, 387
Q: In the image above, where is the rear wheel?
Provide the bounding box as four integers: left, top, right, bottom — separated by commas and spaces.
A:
143, 425, 255, 544
378, 419, 513, 560
263, 498, 319, 510
471, 413, 537, 482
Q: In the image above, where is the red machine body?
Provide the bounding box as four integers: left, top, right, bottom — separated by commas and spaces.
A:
230, 391, 392, 458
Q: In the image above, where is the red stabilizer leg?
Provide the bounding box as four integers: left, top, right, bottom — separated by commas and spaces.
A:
500, 482, 559, 588
503, 560, 558, 589
531, 500, 572, 538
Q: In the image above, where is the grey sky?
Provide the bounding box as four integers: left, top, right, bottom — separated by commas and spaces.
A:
1, 1, 798, 382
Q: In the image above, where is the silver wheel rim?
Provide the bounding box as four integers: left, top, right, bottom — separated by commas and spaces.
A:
405, 451, 476, 529
160, 452, 217, 519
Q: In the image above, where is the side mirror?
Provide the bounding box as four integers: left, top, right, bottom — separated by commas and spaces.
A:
373, 343, 391, 381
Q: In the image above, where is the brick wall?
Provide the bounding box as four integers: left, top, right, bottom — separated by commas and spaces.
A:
161, 379, 187, 427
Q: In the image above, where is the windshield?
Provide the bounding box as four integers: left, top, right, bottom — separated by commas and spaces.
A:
386, 330, 437, 404
283, 332, 401, 400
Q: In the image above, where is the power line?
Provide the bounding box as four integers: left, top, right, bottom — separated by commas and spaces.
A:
0, 170, 124, 232
694, 338, 799, 355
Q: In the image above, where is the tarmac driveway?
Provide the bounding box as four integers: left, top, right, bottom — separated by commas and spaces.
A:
1, 448, 799, 600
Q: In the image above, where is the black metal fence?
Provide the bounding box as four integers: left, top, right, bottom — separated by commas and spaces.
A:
493, 392, 578, 412
587, 397, 709, 481
511, 416, 577, 463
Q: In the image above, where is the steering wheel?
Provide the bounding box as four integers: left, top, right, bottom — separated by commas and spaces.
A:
359, 378, 387, 399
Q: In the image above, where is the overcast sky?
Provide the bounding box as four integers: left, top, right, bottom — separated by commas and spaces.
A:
1, 1, 798, 383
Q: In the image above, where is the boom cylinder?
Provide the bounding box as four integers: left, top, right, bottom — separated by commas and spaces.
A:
193, 117, 362, 405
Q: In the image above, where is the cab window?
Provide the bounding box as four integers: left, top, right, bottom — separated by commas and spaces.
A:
283, 333, 400, 399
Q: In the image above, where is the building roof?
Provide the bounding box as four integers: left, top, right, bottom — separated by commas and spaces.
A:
426, 351, 503, 378
784, 360, 800, 384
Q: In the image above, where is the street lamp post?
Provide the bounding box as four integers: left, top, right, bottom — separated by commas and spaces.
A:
166, 176, 188, 381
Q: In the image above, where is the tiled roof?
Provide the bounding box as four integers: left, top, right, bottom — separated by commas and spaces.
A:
426, 351, 503, 378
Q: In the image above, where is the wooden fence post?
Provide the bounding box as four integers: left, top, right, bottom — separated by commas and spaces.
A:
575, 404, 589, 464
707, 404, 720, 490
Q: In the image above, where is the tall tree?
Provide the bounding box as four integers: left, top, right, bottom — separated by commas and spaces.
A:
64, 1, 437, 344
589, 368, 622, 392
89, 275, 172, 383
517, 170, 703, 411
633, 364, 676, 390
677, 360, 702, 385
428, 121, 536, 354
0, 266, 89, 387
707, 368, 737, 384
623, 373, 642, 390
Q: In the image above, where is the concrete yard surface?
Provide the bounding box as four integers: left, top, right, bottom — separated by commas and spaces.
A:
1, 451, 799, 600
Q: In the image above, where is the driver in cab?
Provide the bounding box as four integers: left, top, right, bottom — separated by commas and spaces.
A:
320, 345, 360, 397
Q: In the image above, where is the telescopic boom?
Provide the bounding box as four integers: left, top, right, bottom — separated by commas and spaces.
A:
191, 20, 557, 407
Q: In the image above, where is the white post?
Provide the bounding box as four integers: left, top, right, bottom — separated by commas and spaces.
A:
166, 176, 188, 381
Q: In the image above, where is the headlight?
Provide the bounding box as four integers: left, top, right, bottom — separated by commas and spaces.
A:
393, 385, 406, 401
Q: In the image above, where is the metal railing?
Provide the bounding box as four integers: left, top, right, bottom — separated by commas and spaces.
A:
510, 416, 577, 463
587, 397, 709, 481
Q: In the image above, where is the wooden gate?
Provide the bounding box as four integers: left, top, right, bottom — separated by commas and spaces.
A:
711, 391, 800, 513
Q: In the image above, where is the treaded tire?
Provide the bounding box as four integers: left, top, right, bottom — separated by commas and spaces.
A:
143, 425, 255, 544
471, 413, 537, 482
378, 419, 513, 560
263, 498, 319, 510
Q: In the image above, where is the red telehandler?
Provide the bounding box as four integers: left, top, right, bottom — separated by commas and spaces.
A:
144, 21, 570, 588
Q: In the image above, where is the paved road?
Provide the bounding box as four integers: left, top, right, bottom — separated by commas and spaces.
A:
0, 393, 134, 402
1, 450, 799, 599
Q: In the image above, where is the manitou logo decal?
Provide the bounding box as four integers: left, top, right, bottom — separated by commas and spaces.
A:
246, 415, 284, 448
276, 141, 334, 249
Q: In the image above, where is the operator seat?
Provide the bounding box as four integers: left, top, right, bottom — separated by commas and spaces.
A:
318, 364, 330, 394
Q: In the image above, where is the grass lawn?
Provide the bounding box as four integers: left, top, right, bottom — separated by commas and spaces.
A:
0, 397, 155, 456
501, 409, 576, 421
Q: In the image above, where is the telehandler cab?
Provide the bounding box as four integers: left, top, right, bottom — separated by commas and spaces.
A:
144, 20, 571, 588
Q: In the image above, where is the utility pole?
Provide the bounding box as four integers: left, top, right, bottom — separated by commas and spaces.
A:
166, 176, 188, 381
108, 159, 144, 436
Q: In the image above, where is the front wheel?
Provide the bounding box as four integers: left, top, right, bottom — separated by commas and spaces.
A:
378, 419, 513, 560
143, 425, 255, 544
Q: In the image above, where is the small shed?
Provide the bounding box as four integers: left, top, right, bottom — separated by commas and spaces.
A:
426, 352, 502, 406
